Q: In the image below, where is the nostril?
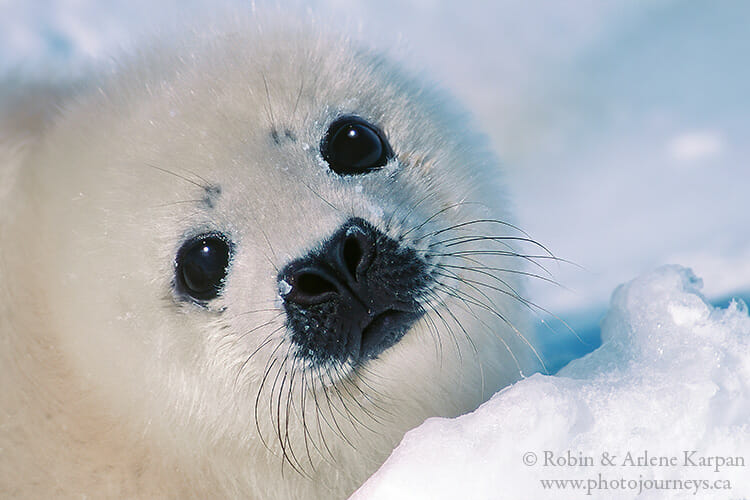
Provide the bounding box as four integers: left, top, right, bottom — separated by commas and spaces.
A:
285, 269, 339, 306
343, 233, 363, 280
281, 222, 378, 311
298, 272, 336, 296
341, 225, 375, 283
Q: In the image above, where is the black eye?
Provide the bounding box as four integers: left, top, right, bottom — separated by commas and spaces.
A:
320, 115, 393, 175
175, 235, 231, 301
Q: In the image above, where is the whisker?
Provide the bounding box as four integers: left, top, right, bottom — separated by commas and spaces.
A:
426, 217, 532, 240
437, 261, 568, 290
415, 293, 447, 367
323, 367, 367, 439
257, 225, 280, 273
150, 199, 206, 208
262, 72, 279, 142
432, 235, 555, 258
329, 365, 381, 434
271, 344, 307, 475
234, 314, 285, 342
421, 287, 486, 397
254, 339, 287, 455
290, 76, 305, 124
224, 307, 283, 321
386, 190, 438, 235
435, 262, 583, 343
401, 201, 476, 239
145, 163, 210, 189
296, 359, 334, 469
233, 323, 284, 386
431, 250, 558, 277
314, 364, 356, 450
279, 351, 309, 476
433, 270, 547, 375
338, 367, 391, 420
306, 366, 338, 463
300, 178, 340, 213
432, 280, 524, 377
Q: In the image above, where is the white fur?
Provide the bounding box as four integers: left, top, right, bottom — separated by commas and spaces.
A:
0, 19, 539, 499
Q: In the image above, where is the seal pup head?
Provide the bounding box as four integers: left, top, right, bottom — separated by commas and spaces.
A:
5, 21, 542, 499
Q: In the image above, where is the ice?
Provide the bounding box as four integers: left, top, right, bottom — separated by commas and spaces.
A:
278, 279, 292, 296
353, 266, 750, 499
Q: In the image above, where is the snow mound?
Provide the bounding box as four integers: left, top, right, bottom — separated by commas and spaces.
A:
353, 266, 750, 499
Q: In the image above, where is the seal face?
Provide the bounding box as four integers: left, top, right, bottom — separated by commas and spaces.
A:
0, 21, 542, 500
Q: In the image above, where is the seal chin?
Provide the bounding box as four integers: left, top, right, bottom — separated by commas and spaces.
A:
279, 217, 430, 366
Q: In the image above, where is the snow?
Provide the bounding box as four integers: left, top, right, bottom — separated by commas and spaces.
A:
353, 266, 750, 499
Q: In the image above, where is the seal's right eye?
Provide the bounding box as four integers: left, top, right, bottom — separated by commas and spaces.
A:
321, 115, 393, 175
175, 235, 231, 301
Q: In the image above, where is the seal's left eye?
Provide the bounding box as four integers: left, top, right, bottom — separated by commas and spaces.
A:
176, 235, 231, 301
321, 115, 394, 175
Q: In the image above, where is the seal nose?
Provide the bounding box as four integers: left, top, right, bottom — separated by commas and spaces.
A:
279, 218, 428, 364
283, 225, 374, 306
